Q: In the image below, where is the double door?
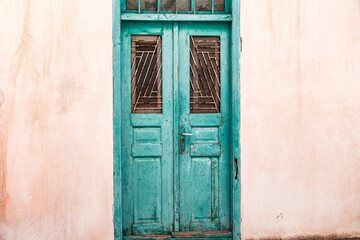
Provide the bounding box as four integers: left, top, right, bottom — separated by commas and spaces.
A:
121, 21, 231, 237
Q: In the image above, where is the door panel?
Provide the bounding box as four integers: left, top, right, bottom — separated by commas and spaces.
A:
121, 22, 174, 235
178, 22, 231, 232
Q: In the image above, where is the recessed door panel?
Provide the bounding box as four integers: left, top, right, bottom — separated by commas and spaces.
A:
134, 158, 161, 222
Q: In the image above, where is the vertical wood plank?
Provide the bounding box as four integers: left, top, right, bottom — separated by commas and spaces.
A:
224, 0, 230, 13
158, 0, 161, 13
173, 21, 180, 232
161, 22, 175, 233
231, 0, 241, 239
121, 0, 127, 12
178, 23, 191, 230
113, 0, 122, 239
121, 23, 134, 237
219, 23, 231, 231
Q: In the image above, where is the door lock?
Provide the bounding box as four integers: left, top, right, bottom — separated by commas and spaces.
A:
180, 131, 193, 154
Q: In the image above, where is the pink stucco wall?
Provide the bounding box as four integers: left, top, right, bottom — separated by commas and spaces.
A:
240, 1, 360, 239
0, 0, 113, 239
0, 0, 359, 239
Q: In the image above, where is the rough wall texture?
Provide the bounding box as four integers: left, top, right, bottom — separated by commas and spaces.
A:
240, 0, 360, 239
0, 0, 113, 239
0, 0, 359, 240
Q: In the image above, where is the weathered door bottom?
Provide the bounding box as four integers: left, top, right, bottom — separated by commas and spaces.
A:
124, 231, 232, 239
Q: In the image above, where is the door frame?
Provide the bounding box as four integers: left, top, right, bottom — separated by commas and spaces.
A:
113, 1, 241, 239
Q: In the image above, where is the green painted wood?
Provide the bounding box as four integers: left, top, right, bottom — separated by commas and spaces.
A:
132, 222, 164, 235
114, 1, 241, 238
133, 160, 162, 233
173, 238, 231, 240
121, 21, 174, 236
178, 25, 191, 231
132, 144, 163, 157
124, 235, 171, 240
120, 22, 132, 238
172, 22, 180, 232
113, 0, 122, 239
172, 231, 232, 238
131, 114, 163, 127
224, 0, 230, 13
191, 0, 195, 13
125, 238, 231, 240
121, 13, 232, 21
178, 22, 231, 233
134, 128, 161, 143
230, 0, 241, 239
192, 128, 219, 143
121, 0, 126, 12
190, 144, 221, 156
123, 231, 232, 240
124, 236, 231, 240
189, 114, 222, 127
161, 24, 175, 236
189, 221, 221, 231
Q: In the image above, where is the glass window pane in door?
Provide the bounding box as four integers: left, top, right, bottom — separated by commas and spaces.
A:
140, 0, 158, 11
214, 0, 225, 12
131, 36, 162, 113
195, 0, 212, 11
161, 0, 176, 11
177, 0, 191, 11
190, 36, 220, 113
127, 0, 138, 10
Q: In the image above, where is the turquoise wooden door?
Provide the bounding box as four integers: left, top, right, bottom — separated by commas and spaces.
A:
121, 21, 231, 237
121, 21, 174, 235
178, 22, 231, 232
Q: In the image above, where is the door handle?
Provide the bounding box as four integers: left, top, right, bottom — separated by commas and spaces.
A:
181, 133, 193, 136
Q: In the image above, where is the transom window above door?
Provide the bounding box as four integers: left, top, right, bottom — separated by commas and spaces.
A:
125, 0, 229, 13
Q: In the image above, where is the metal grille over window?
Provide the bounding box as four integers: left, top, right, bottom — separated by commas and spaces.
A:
131, 35, 162, 113
126, 0, 225, 13
190, 36, 220, 113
